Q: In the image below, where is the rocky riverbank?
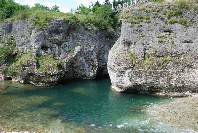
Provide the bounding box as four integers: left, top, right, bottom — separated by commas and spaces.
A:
147, 95, 198, 131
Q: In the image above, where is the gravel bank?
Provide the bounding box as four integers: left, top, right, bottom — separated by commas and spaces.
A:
148, 95, 198, 131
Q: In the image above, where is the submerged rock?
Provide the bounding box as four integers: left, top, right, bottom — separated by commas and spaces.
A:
0, 19, 117, 86
108, 1, 198, 93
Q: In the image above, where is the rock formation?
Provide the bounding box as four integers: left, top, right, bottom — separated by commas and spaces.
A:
0, 19, 117, 86
108, 1, 198, 93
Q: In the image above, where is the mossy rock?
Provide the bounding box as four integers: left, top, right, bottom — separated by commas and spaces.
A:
36, 55, 63, 73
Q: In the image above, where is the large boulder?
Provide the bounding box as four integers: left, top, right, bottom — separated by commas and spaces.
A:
108, 1, 198, 93
0, 19, 117, 86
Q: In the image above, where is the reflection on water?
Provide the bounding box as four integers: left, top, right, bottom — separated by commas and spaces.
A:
0, 80, 191, 133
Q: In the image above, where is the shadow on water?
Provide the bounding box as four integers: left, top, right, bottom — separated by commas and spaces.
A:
0, 79, 169, 132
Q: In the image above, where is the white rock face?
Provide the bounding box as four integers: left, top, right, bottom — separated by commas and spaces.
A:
108, 2, 198, 93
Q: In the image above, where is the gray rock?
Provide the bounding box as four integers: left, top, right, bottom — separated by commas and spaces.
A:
0, 19, 117, 86
108, 2, 198, 93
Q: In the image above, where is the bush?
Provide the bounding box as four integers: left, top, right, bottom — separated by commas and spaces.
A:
0, 0, 28, 21
6, 53, 36, 76
1, 1, 119, 32
37, 55, 63, 73
0, 36, 16, 64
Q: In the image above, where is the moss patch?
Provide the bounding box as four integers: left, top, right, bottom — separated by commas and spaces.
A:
37, 55, 63, 73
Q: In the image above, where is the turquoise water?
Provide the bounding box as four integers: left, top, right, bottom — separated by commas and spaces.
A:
0, 79, 182, 133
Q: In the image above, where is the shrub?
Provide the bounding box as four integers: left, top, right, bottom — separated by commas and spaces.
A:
6, 53, 36, 76
0, 36, 16, 64
37, 55, 63, 73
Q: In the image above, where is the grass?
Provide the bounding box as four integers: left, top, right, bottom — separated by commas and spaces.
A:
127, 15, 150, 24
165, 9, 182, 19
167, 18, 191, 26
37, 55, 63, 73
6, 9, 79, 29
143, 54, 153, 70
129, 51, 136, 65
121, 0, 197, 27
4, 8, 115, 32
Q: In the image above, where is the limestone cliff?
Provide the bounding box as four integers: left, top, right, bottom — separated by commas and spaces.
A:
108, 0, 198, 93
0, 19, 117, 86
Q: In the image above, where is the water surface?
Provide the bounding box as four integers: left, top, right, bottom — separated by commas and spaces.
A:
0, 79, 190, 133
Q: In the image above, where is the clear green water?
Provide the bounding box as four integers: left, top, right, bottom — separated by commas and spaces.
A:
0, 80, 191, 133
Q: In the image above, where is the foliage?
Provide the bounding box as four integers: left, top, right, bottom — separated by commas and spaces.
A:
175, 0, 191, 9
0, 0, 28, 21
127, 15, 150, 24
37, 55, 62, 73
0, 36, 16, 64
152, 0, 164, 3
165, 9, 182, 19
129, 51, 136, 65
76, 2, 119, 31
1, 0, 119, 31
167, 18, 191, 26
113, 0, 133, 10
6, 53, 63, 76
6, 53, 36, 76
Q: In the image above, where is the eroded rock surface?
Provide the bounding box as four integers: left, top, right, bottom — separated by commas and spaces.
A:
0, 19, 117, 86
108, 1, 198, 93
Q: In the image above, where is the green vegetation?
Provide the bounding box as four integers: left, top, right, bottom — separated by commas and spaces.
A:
175, 0, 191, 9
6, 53, 36, 76
128, 48, 173, 70
0, 36, 16, 64
167, 18, 191, 26
127, 15, 150, 24
1, 0, 119, 31
152, 0, 164, 3
129, 51, 136, 65
121, 0, 197, 26
37, 55, 62, 73
165, 9, 182, 19
159, 55, 172, 68
143, 54, 154, 70
0, 0, 28, 21
6, 52, 63, 76
112, 0, 133, 10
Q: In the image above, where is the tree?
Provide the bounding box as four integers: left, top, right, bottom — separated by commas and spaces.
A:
32, 3, 49, 11
105, 0, 111, 5
113, 0, 117, 9
76, 5, 91, 15
92, 1, 101, 12
51, 5, 60, 12
0, 0, 28, 20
